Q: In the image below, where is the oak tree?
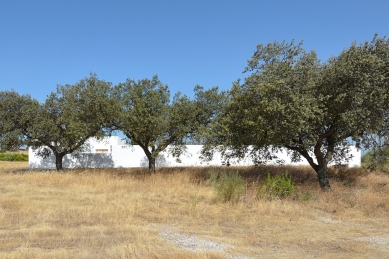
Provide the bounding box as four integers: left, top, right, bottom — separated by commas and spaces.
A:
0, 90, 38, 151
109, 75, 224, 173
25, 74, 111, 170
203, 36, 389, 189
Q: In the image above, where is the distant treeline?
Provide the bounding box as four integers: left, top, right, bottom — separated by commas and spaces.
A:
0, 153, 28, 162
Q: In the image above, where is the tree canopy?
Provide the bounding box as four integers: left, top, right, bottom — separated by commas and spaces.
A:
25, 74, 111, 170
107, 75, 224, 173
203, 35, 389, 189
0, 90, 38, 151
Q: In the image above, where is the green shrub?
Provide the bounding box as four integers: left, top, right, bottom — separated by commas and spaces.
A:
362, 147, 389, 173
209, 170, 245, 203
257, 172, 295, 200
0, 153, 28, 161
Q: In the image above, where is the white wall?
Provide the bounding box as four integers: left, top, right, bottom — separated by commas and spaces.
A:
88, 136, 126, 153
28, 137, 361, 169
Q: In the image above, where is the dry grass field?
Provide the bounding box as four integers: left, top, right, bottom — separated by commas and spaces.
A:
0, 161, 29, 171
1, 162, 389, 258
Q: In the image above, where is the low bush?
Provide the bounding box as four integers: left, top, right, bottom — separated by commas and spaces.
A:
0, 153, 28, 162
208, 170, 245, 202
362, 143, 389, 173
257, 172, 295, 200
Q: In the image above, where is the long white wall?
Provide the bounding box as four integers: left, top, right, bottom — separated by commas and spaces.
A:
28, 138, 361, 169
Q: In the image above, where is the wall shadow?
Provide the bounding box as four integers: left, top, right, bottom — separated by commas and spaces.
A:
29, 153, 115, 169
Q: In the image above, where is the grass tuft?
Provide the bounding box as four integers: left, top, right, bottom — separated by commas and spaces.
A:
208, 170, 246, 202
256, 171, 295, 200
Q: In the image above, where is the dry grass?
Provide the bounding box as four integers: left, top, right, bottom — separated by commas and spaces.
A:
0, 161, 29, 171
0, 150, 29, 170
1, 165, 389, 258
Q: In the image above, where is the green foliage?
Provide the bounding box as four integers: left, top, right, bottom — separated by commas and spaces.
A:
361, 152, 371, 164
208, 170, 219, 187
190, 85, 228, 145
362, 141, 389, 173
203, 35, 389, 189
257, 172, 295, 200
108, 75, 225, 173
0, 90, 38, 151
208, 170, 245, 202
26, 74, 111, 170
0, 153, 28, 161
108, 75, 194, 173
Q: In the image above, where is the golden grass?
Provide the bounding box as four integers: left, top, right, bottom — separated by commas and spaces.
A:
0, 161, 28, 170
0, 150, 29, 170
1, 166, 389, 258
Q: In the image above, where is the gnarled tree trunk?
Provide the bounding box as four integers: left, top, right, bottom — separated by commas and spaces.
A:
288, 141, 332, 190
54, 152, 65, 171
315, 163, 331, 190
137, 143, 157, 174
148, 156, 156, 173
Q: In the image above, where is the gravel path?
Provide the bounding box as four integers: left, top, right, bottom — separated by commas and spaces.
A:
356, 236, 389, 253
157, 225, 253, 259
156, 221, 389, 257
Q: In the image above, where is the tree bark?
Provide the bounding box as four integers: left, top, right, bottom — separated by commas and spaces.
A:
148, 156, 156, 173
55, 153, 64, 171
140, 145, 156, 174
288, 144, 332, 190
316, 164, 331, 190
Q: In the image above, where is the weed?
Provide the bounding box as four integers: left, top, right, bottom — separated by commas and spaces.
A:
209, 170, 245, 203
189, 194, 200, 210
298, 190, 317, 201
257, 172, 295, 200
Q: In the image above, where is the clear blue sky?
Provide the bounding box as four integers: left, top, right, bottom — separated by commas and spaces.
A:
1, 0, 388, 102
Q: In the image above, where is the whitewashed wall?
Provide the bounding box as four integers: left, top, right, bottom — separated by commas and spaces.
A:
28, 137, 361, 169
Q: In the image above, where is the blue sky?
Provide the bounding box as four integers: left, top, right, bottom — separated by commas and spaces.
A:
1, 0, 388, 102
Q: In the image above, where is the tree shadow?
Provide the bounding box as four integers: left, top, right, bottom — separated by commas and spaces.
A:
29, 153, 115, 169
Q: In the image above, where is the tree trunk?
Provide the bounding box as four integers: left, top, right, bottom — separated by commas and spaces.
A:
292, 144, 332, 190
55, 153, 64, 171
148, 156, 156, 173
316, 164, 331, 190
